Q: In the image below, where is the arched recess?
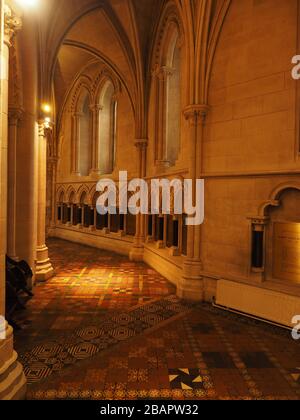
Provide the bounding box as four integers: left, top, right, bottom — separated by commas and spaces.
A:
251, 183, 300, 286
71, 82, 93, 177
56, 189, 66, 223
90, 70, 121, 175
98, 80, 117, 175
150, 3, 184, 168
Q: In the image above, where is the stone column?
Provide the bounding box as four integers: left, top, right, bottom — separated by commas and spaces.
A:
7, 107, 22, 260
48, 156, 58, 233
0, 2, 26, 400
153, 66, 173, 168
35, 122, 54, 281
129, 139, 147, 261
248, 216, 269, 283
90, 104, 102, 176
178, 104, 209, 301
71, 112, 81, 176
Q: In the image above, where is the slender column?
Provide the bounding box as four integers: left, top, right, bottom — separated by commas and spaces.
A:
129, 139, 147, 261
35, 123, 54, 282
0, 2, 26, 400
48, 157, 58, 232
248, 216, 269, 283
71, 112, 81, 175
153, 66, 173, 168
66, 205, 72, 227
178, 104, 209, 301
7, 108, 22, 259
90, 104, 102, 175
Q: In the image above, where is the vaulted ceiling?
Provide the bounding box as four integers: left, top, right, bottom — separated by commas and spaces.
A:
38, 0, 164, 124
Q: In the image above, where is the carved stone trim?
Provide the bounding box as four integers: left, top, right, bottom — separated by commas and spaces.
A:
4, 5, 22, 47
183, 104, 210, 126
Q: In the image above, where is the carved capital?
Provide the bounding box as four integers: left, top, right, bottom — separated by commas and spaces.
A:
248, 216, 270, 230
38, 120, 53, 138
73, 112, 83, 119
8, 107, 23, 125
183, 104, 209, 126
90, 104, 103, 113
152, 65, 174, 81
4, 5, 22, 46
135, 139, 148, 150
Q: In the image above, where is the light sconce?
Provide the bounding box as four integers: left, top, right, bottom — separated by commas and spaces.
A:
44, 116, 52, 129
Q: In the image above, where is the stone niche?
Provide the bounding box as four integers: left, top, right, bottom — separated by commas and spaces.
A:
267, 189, 300, 285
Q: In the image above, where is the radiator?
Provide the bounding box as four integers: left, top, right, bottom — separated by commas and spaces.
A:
215, 280, 300, 328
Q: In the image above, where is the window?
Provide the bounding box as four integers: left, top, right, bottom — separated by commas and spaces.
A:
153, 24, 182, 168
78, 90, 92, 176
166, 39, 181, 165
98, 81, 117, 175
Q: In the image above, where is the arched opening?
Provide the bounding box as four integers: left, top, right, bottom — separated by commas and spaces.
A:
152, 21, 182, 168
57, 191, 65, 223
98, 80, 117, 175
165, 31, 181, 166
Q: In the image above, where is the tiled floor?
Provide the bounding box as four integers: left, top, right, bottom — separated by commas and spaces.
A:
14, 239, 300, 400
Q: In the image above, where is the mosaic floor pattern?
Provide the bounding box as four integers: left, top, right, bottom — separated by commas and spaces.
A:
14, 239, 300, 400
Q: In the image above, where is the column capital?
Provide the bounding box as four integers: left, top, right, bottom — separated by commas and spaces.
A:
152, 65, 174, 81
4, 4, 22, 46
90, 104, 103, 112
183, 104, 209, 126
135, 138, 148, 150
8, 106, 23, 125
38, 120, 53, 138
248, 216, 270, 227
72, 111, 83, 118
38, 120, 47, 137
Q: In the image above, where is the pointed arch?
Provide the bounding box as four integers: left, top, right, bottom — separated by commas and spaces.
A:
70, 77, 93, 176
150, 1, 184, 168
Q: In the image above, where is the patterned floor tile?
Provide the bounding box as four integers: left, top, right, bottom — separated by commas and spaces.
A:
13, 239, 300, 400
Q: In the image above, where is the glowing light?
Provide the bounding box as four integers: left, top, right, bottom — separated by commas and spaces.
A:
16, 0, 39, 8
44, 117, 51, 129
42, 104, 51, 114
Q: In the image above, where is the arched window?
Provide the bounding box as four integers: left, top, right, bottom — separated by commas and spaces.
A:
71, 86, 92, 177
153, 22, 182, 168
166, 36, 181, 165
78, 90, 92, 176
98, 80, 117, 175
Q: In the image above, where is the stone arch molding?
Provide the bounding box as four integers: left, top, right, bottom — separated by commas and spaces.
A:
69, 65, 121, 177
150, 1, 184, 168
56, 186, 67, 203
76, 184, 92, 206
257, 182, 300, 218
70, 68, 121, 114
152, 1, 184, 68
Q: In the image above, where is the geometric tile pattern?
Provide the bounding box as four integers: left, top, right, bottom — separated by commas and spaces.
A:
19, 295, 193, 384
14, 239, 300, 400
169, 369, 205, 390
14, 238, 176, 351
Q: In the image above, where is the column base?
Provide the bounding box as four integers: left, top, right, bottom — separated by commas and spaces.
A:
177, 258, 204, 302
0, 322, 27, 400
129, 245, 144, 262
7, 255, 19, 262
36, 245, 54, 282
